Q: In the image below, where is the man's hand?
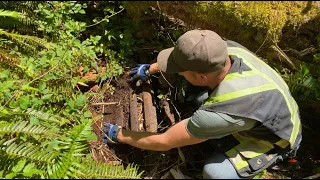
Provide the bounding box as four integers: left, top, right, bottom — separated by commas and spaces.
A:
102, 123, 121, 144
129, 64, 151, 86
117, 120, 207, 151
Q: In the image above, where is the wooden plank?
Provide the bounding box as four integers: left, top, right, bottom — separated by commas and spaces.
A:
115, 105, 125, 127
143, 83, 158, 132
129, 89, 139, 131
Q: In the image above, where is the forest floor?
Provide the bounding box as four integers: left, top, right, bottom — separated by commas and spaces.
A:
87, 72, 320, 179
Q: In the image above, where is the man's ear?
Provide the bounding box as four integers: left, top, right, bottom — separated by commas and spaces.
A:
200, 73, 208, 83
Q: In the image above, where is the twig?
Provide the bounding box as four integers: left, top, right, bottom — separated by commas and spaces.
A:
177, 148, 186, 164
0, 90, 19, 109
157, 1, 161, 11
159, 67, 174, 89
154, 161, 179, 175
146, 163, 160, 179
170, 168, 185, 179
167, 32, 175, 45
270, 44, 297, 70
255, 33, 268, 54
160, 171, 171, 179
86, 8, 124, 28
91, 102, 118, 106
169, 100, 181, 121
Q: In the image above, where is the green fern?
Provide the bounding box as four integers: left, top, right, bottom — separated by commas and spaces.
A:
1, 140, 58, 164
0, 9, 32, 25
25, 108, 67, 125
0, 29, 50, 50
79, 156, 143, 179
281, 64, 319, 99
0, 120, 49, 136
283, 75, 315, 95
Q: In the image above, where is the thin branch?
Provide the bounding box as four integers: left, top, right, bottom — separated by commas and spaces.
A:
157, 1, 161, 11
86, 8, 124, 28
169, 99, 181, 121
91, 102, 119, 106
159, 70, 174, 89
304, 173, 320, 179
255, 33, 268, 54
167, 32, 175, 45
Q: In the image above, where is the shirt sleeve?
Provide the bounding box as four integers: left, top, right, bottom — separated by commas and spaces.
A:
185, 110, 257, 139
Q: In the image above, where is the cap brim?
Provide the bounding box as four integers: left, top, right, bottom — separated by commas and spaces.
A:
157, 47, 185, 74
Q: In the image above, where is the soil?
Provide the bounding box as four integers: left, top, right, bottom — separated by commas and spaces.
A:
87, 71, 320, 179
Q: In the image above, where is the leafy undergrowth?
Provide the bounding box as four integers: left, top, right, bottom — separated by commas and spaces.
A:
0, 1, 143, 178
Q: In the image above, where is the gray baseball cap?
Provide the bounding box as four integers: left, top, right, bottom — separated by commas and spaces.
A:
157, 30, 228, 74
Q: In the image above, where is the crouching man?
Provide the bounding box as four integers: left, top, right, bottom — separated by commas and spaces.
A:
103, 29, 302, 179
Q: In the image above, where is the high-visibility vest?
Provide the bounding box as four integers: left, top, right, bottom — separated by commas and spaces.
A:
199, 41, 302, 177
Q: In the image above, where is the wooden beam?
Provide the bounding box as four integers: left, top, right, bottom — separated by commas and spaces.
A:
143, 82, 158, 132
115, 105, 125, 127
129, 89, 139, 131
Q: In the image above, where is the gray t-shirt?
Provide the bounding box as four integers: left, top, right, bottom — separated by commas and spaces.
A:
185, 109, 257, 139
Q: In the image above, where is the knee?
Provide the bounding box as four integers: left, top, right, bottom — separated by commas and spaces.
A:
203, 153, 241, 179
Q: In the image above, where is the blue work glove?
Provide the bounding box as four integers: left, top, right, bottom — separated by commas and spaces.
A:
102, 123, 121, 144
129, 64, 151, 86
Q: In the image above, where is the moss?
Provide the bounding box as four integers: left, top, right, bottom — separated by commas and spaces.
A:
124, 1, 319, 50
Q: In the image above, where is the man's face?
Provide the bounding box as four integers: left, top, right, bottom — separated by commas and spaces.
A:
178, 71, 206, 86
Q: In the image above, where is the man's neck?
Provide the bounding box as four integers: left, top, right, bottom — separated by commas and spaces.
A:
207, 56, 232, 90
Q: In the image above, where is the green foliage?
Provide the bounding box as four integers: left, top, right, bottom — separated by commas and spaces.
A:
0, 1, 143, 179
0, 9, 32, 25
125, 1, 319, 48
281, 64, 320, 100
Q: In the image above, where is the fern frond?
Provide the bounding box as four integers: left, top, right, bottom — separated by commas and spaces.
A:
0, 9, 32, 25
1, 139, 59, 164
0, 120, 49, 136
79, 156, 143, 179
25, 108, 65, 125
282, 74, 316, 96
0, 29, 50, 50
46, 154, 83, 179
56, 119, 93, 156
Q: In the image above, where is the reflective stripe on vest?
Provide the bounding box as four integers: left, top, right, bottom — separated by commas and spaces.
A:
204, 47, 300, 149
227, 47, 300, 148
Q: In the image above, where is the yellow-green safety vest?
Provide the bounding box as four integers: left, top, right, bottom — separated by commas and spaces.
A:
199, 41, 302, 177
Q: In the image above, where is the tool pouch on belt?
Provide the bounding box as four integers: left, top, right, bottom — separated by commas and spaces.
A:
247, 153, 283, 173
224, 133, 293, 178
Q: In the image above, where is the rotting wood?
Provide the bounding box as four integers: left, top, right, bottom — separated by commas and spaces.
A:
115, 105, 125, 127
143, 82, 158, 132
137, 93, 145, 132
161, 98, 175, 125
129, 89, 139, 131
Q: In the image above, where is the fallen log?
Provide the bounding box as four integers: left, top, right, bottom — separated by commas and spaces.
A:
143, 82, 158, 132
129, 89, 139, 131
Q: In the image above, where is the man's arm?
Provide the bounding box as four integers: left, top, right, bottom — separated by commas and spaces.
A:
117, 119, 207, 151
